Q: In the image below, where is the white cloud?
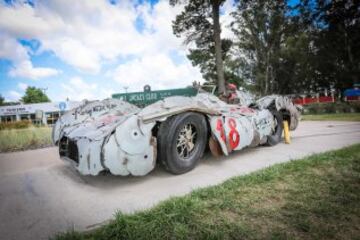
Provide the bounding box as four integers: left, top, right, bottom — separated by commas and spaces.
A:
9, 60, 60, 79
0, 33, 59, 79
18, 82, 28, 91
0, 2, 57, 38
0, 1, 195, 77
112, 53, 202, 90
59, 76, 110, 101
7, 90, 22, 101
110, 1, 203, 90
0, 0, 146, 73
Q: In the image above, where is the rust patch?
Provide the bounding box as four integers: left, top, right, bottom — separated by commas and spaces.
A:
209, 136, 223, 157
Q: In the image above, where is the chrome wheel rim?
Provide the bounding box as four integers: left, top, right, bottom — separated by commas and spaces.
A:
176, 123, 197, 160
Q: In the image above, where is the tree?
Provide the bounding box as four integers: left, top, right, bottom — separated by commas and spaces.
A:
171, 0, 227, 94
274, 0, 360, 95
232, 0, 287, 95
187, 39, 244, 87
0, 95, 4, 106
21, 87, 50, 104
307, 0, 359, 92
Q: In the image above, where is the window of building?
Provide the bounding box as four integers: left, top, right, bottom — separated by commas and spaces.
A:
29, 114, 40, 125
0, 115, 16, 123
20, 114, 30, 121
46, 112, 61, 125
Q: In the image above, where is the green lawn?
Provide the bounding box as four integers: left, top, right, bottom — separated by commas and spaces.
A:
0, 127, 52, 152
55, 144, 360, 240
302, 113, 360, 121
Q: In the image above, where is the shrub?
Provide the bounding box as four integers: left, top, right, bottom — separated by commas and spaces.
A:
0, 120, 33, 130
303, 102, 360, 115
0, 127, 52, 152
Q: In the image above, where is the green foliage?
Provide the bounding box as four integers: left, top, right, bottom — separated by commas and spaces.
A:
302, 113, 360, 121
187, 39, 244, 87
298, 0, 360, 92
55, 145, 360, 240
232, 0, 287, 95
0, 120, 33, 130
231, 0, 359, 95
171, 0, 227, 93
21, 86, 50, 104
303, 102, 360, 114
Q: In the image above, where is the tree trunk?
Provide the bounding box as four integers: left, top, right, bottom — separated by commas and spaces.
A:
212, 0, 226, 95
265, 51, 270, 95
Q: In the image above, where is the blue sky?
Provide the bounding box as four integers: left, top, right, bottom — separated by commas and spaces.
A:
0, 0, 217, 102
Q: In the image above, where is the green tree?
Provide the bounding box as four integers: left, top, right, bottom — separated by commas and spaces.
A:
305, 0, 359, 92
171, 0, 227, 94
21, 87, 50, 104
187, 39, 243, 88
274, 0, 360, 95
232, 0, 287, 95
275, 31, 316, 94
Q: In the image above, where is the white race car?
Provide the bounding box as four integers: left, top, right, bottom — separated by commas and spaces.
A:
52, 91, 300, 176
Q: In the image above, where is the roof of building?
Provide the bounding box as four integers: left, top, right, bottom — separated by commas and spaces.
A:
0, 101, 81, 116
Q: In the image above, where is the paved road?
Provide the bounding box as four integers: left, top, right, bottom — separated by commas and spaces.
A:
0, 121, 359, 240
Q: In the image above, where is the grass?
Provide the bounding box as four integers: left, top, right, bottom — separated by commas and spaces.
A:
0, 127, 52, 152
54, 144, 360, 240
302, 112, 360, 121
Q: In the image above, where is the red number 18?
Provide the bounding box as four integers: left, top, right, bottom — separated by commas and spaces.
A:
215, 118, 240, 150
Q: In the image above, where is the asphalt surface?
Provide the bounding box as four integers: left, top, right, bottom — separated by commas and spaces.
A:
0, 121, 359, 240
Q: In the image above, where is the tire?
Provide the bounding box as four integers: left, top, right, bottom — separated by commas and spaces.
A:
266, 110, 283, 146
157, 112, 208, 174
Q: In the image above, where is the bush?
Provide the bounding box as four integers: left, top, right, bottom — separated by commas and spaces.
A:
303, 102, 360, 115
0, 127, 52, 152
0, 120, 33, 130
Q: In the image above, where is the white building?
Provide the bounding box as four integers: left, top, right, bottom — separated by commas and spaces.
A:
0, 101, 80, 125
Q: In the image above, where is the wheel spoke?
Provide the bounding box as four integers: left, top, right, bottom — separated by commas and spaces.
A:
176, 123, 197, 160
178, 145, 186, 158
191, 132, 196, 139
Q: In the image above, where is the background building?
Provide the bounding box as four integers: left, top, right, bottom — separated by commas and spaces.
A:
0, 101, 80, 125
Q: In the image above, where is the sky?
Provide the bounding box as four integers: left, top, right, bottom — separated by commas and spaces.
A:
0, 0, 235, 102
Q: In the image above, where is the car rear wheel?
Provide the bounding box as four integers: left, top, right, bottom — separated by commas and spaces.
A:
157, 112, 208, 174
266, 110, 283, 146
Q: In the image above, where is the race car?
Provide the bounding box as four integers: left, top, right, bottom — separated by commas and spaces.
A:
52, 90, 301, 176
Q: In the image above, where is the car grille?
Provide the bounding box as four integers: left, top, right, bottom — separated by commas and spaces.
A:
59, 137, 79, 164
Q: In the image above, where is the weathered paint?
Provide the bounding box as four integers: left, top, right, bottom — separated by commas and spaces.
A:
53, 91, 300, 176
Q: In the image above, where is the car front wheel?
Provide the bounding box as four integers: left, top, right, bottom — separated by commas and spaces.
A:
157, 112, 208, 174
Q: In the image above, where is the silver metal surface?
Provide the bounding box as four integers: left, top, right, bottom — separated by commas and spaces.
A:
53, 91, 301, 176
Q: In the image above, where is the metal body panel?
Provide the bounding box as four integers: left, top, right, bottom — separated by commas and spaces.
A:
257, 95, 301, 130
208, 107, 273, 155
53, 92, 300, 176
